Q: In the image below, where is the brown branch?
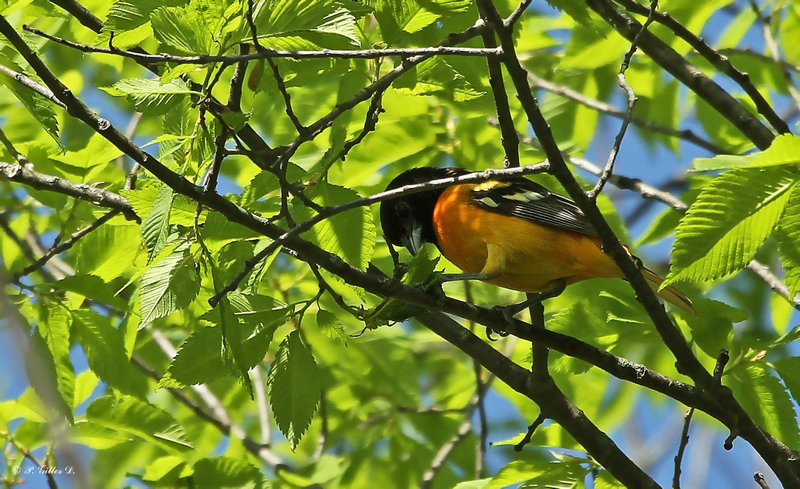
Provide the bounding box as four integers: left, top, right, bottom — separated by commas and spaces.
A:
478, 2, 800, 485
587, 0, 656, 200
527, 72, 729, 154
590, 0, 776, 149
477, 2, 519, 168
12, 210, 119, 281
0, 162, 137, 221
23, 25, 503, 63
0, 63, 66, 108
615, 0, 790, 135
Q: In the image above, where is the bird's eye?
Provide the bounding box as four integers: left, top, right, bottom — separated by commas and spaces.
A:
395, 201, 411, 220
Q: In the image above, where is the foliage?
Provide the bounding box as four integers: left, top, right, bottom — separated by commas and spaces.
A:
1, 0, 799, 488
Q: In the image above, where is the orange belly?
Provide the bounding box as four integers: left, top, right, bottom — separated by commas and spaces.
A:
432, 185, 624, 292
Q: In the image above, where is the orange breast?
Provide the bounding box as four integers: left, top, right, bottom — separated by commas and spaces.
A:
432, 185, 624, 292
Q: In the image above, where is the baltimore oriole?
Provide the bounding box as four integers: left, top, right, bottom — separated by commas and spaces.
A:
380, 167, 695, 314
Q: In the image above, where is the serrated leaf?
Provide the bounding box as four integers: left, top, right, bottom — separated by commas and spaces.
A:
142, 455, 192, 484
726, 363, 800, 450
396, 58, 484, 102
102, 78, 196, 115
25, 328, 73, 422
267, 331, 320, 449
86, 395, 193, 451
773, 357, 800, 404
121, 184, 199, 226
36, 305, 75, 418
69, 420, 133, 449
139, 245, 200, 325
300, 182, 375, 270
485, 458, 585, 489
777, 185, 800, 297
72, 309, 147, 397
193, 456, 266, 489
105, 0, 186, 31
141, 184, 174, 262
151, 5, 212, 55
692, 153, 757, 171
162, 301, 282, 387
246, 0, 360, 46
373, 0, 470, 41
0, 59, 60, 144
316, 309, 347, 342
666, 167, 797, 285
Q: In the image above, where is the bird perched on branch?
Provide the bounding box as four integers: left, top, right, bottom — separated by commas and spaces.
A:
379, 167, 695, 314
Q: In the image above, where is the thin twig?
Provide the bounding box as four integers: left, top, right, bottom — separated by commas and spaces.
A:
754, 472, 771, 489
131, 354, 286, 469
267, 59, 307, 134
419, 417, 475, 489
514, 413, 546, 451
527, 72, 728, 154
4, 436, 59, 489
13, 210, 119, 280
615, 0, 790, 135
23, 25, 502, 64
587, 0, 657, 200
0, 162, 138, 221
748, 0, 800, 111
477, 2, 520, 168
672, 408, 695, 489
0, 63, 66, 108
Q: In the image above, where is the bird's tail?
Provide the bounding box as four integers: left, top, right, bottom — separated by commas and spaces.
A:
641, 267, 696, 315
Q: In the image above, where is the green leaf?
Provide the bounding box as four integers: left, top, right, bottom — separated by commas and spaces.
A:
139, 245, 200, 325
777, 185, 800, 297
692, 153, 757, 171
193, 456, 266, 489
86, 395, 193, 451
141, 184, 174, 262
151, 5, 213, 55
162, 297, 283, 387
25, 328, 73, 422
247, 0, 360, 45
316, 309, 348, 342
300, 182, 375, 270
102, 78, 196, 115
121, 183, 198, 227
36, 305, 75, 418
105, 0, 186, 31
0, 59, 60, 144
485, 458, 585, 489
73, 223, 142, 281
666, 166, 797, 285
396, 58, 484, 102
726, 363, 800, 450
745, 134, 800, 168
69, 420, 133, 449
72, 309, 148, 397
142, 455, 192, 484
268, 331, 320, 449
773, 357, 800, 404
373, 0, 470, 41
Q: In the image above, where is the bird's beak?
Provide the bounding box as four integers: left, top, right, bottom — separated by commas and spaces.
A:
400, 222, 423, 256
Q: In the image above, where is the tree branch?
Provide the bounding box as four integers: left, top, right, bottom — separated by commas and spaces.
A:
23, 26, 503, 63
615, 0, 791, 135
0, 162, 138, 221
589, 0, 776, 149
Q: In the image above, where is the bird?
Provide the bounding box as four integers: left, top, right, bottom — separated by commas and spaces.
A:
379, 167, 695, 315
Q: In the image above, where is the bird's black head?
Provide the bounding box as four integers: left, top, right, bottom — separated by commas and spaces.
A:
380, 167, 468, 255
